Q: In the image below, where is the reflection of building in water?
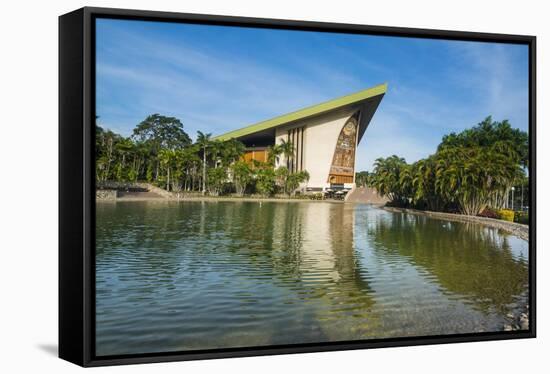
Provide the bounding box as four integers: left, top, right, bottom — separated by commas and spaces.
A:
265, 202, 371, 287
298, 203, 378, 338
329, 204, 368, 285
214, 84, 386, 192
298, 203, 373, 293
300, 203, 340, 281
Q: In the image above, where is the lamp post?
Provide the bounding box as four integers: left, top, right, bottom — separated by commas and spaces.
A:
511, 186, 515, 211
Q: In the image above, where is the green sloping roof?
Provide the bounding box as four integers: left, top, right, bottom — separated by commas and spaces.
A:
213, 83, 387, 141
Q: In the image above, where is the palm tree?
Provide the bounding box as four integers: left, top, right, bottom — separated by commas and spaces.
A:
398, 163, 413, 203
158, 148, 176, 191
230, 161, 253, 196
115, 138, 134, 181
434, 145, 516, 215
355, 171, 370, 187
278, 139, 295, 170
209, 139, 224, 168
286, 170, 310, 196
267, 143, 283, 165
220, 138, 245, 167
196, 131, 212, 195
371, 155, 409, 205
411, 156, 440, 210
101, 130, 117, 182
275, 166, 289, 194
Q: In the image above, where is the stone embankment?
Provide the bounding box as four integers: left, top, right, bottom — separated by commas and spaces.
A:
96, 183, 345, 203
96, 182, 164, 200
382, 206, 529, 241
96, 189, 117, 200
504, 302, 530, 332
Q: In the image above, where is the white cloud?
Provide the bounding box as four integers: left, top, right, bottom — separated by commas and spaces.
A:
97, 21, 528, 165
445, 41, 529, 130
354, 41, 529, 171
96, 24, 358, 140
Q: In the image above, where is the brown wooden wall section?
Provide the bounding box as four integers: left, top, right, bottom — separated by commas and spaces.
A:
328, 174, 354, 184
243, 149, 268, 164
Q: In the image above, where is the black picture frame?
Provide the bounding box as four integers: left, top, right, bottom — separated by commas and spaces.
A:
59, 6, 537, 367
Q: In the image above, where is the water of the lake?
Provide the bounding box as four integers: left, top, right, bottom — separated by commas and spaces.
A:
95, 201, 529, 356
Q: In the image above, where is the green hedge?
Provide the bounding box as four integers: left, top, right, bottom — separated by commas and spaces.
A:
514, 211, 529, 225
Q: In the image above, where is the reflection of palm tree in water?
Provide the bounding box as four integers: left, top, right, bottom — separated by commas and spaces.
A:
97, 202, 530, 351
366, 212, 528, 315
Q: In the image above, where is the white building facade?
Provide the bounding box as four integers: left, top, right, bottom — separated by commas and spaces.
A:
214, 83, 387, 193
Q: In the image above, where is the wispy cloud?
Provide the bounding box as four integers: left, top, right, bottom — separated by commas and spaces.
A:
445, 41, 529, 130
96, 22, 353, 139
96, 20, 529, 171
354, 40, 529, 170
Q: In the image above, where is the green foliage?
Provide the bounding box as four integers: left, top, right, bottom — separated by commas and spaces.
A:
370, 155, 411, 206
278, 139, 295, 169
275, 166, 290, 194
146, 165, 153, 182
434, 144, 522, 215
127, 169, 138, 182
219, 139, 246, 167
231, 161, 253, 196
196, 131, 212, 194
355, 171, 371, 187
273, 166, 309, 196
158, 148, 177, 191
368, 117, 528, 216
255, 167, 276, 197
207, 167, 227, 195
132, 114, 191, 151
96, 114, 312, 198
266, 144, 282, 165
439, 116, 528, 168
309, 192, 324, 200
497, 209, 515, 222
96, 114, 192, 184
95, 114, 254, 195
286, 171, 310, 196
514, 211, 529, 225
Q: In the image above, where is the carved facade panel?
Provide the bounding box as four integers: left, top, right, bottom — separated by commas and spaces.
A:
328, 115, 358, 184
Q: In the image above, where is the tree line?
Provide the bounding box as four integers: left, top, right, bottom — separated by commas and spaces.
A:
356, 117, 528, 216
96, 114, 309, 196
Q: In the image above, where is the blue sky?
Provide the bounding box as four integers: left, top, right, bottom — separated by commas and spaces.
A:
96, 18, 529, 171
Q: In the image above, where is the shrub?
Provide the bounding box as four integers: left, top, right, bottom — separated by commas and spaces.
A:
207, 167, 228, 195
231, 161, 253, 196
514, 211, 529, 225
286, 171, 310, 196
309, 192, 324, 200
478, 207, 499, 219
255, 168, 276, 197
497, 209, 515, 222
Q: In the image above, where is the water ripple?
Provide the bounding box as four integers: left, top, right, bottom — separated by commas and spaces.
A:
95, 201, 529, 356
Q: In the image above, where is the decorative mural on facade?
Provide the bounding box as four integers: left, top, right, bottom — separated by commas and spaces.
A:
328, 115, 358, 184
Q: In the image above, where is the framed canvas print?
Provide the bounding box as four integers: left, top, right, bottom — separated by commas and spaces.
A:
59, 7, 536, 367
